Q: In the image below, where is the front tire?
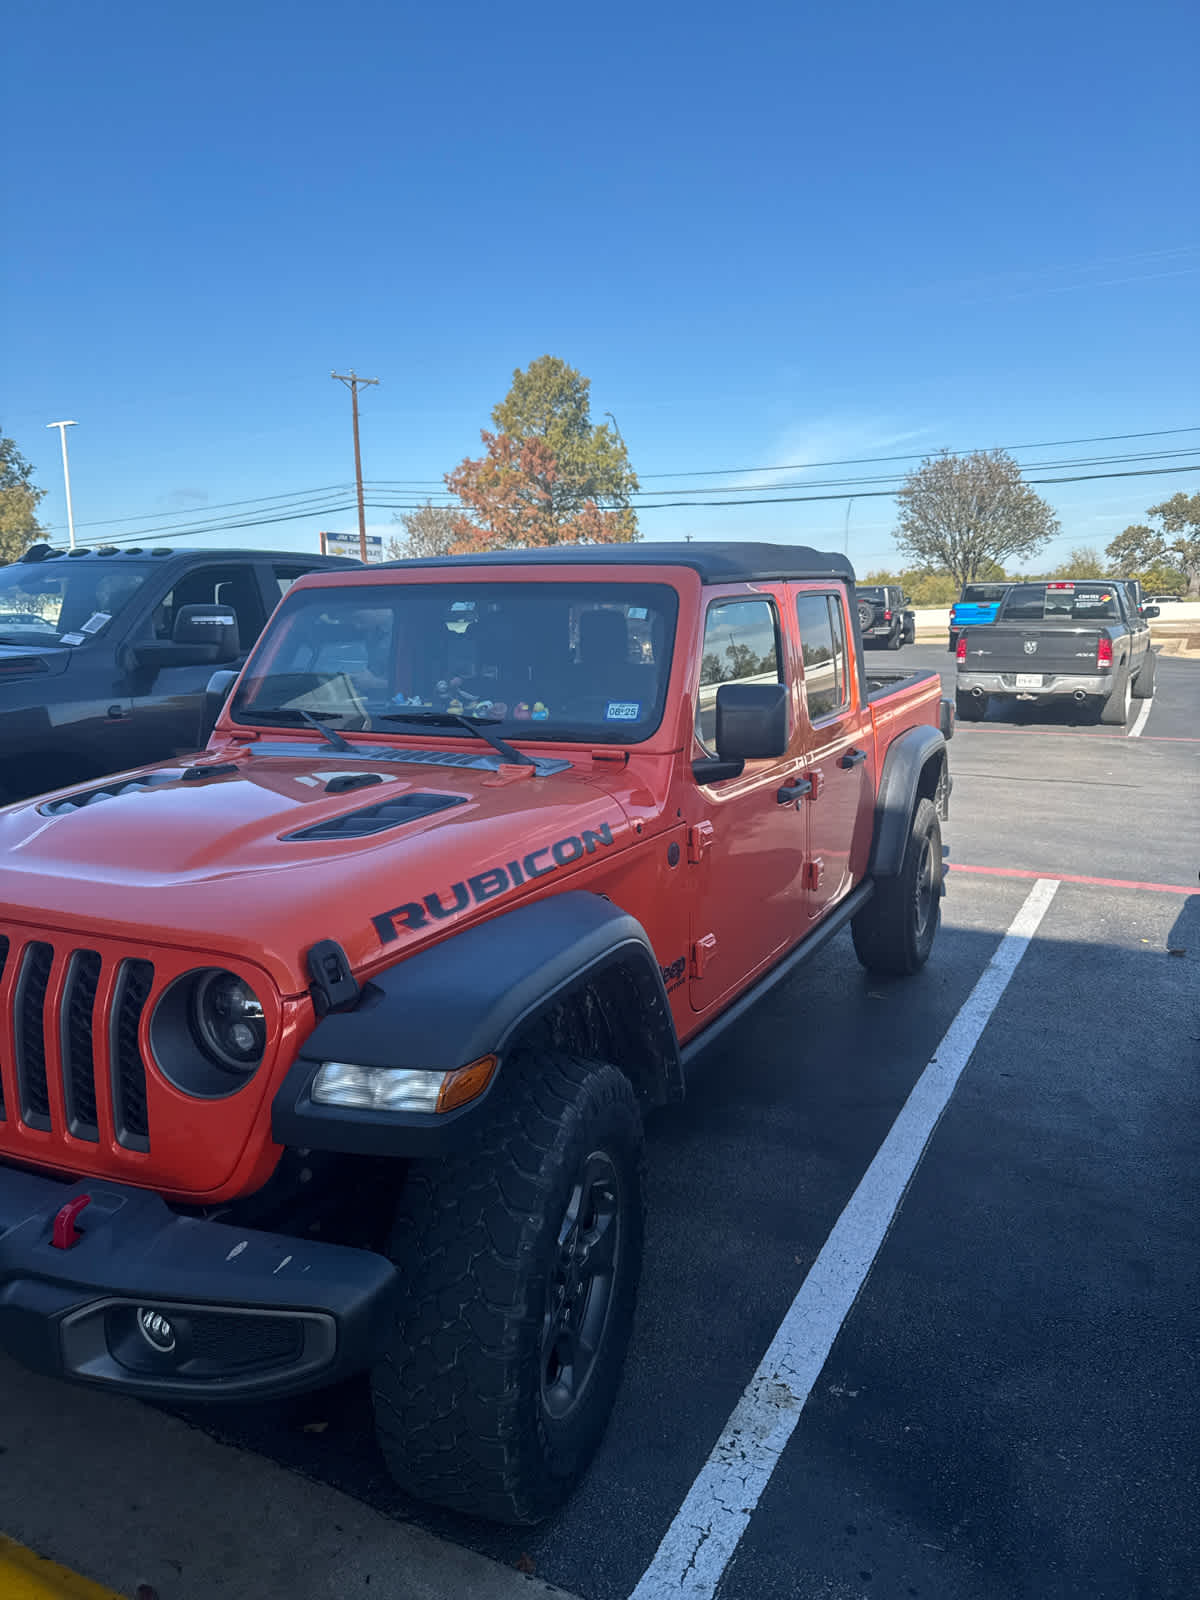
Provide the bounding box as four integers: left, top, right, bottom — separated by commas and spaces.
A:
372, 1050, 644, 1525
1132, 650, 1156, 699
853, 797, 943, 975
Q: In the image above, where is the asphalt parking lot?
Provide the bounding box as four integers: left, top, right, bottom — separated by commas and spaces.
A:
2, 642, 1196, 1600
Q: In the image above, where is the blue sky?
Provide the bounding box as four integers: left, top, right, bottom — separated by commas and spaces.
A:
4, 0, 1198, 574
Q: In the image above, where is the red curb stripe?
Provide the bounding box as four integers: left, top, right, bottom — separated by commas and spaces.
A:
950, 863, 1196, 895
955, 727, 1200, 743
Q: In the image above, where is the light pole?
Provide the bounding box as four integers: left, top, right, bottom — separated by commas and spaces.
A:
843, 495, 856, 555
46, 420, 78, 549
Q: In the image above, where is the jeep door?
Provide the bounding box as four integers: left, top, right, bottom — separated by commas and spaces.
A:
687, 586, 809, 1014
790, 586, 873, 917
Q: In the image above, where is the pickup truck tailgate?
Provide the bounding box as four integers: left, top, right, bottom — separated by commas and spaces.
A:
964, 625, 1103, 677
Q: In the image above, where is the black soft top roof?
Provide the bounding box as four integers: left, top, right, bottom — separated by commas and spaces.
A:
381, 541, 855, 584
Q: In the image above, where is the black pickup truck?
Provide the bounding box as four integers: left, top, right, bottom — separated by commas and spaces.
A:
0, 543, 358, 804
955, 579, 1159, 725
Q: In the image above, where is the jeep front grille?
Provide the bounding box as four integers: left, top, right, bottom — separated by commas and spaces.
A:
0, 937, 154, 1152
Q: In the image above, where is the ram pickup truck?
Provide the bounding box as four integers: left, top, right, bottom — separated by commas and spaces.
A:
0, 543, 358, 804
956, 579, 1158, 724
947, 581, 1013, 651
855, 584, 915, 648
0, 542, 952, 1525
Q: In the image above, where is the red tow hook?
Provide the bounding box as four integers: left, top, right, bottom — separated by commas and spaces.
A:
51, 1194, 91, 1250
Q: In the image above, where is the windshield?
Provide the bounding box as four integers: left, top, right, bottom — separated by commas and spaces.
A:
960, 584, 1011, 603
232, 580, 679, 744
1002, 583, 1123, 622
0, 560, 155, 644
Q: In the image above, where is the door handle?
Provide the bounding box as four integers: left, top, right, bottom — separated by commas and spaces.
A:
839, 748, 867, 768
777, 778, 813, 804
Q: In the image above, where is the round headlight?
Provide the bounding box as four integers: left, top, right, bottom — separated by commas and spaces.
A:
191, 970, 266, 1073
150, 967, 271, 1098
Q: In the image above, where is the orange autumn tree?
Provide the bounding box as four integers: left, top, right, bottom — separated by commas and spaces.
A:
445, 357, 639, 550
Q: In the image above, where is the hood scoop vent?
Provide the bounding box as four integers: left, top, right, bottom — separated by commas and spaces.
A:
282, 791, 466, 842
40, 773, 182, 815
38, 764, 239, 816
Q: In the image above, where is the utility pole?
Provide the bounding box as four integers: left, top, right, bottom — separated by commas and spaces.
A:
46, 420, 78, 549
331, 370, 379, 562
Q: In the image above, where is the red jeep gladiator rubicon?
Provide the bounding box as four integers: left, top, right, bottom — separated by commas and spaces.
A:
0, 543, 952, 1524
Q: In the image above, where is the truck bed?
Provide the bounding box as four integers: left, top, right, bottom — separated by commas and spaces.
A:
864, 667, 948, 765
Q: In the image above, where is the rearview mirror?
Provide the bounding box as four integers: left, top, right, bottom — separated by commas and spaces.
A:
715, 681, 789, 761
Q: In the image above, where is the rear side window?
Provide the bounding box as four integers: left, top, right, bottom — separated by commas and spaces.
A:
695, 598, 781, 750
795, 592, 850, 721
961, 584, 1010, 604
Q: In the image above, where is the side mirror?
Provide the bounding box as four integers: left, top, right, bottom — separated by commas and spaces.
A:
133, 605, 242, 669
199, 668, 239, 745
1141, 605, 1160, 619
173, 604, 241, 658
715, 681, 789, 761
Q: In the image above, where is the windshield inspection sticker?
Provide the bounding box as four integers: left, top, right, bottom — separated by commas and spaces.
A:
605, 701, 641, 722
80, 612, 113, 634
59, 632, 86, 646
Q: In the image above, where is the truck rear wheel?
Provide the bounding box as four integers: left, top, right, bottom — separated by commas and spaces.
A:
1097, 667, 1132, 725
853, 798, 942, 976
371, 1050, 644, 1524
887, 624, 903, 650
1132, 650, 1156, 699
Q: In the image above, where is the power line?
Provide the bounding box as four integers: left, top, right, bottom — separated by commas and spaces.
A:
40, 425, 1200, 545
629, 461, 1200, 510
635, 424, 1200, 480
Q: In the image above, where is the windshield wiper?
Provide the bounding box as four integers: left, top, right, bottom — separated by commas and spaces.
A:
379, 710, 536, 768
240, 706, 353, 752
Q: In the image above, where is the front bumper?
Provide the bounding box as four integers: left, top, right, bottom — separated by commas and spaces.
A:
957, 670, 1111, 700
0, 1162, 398, 1400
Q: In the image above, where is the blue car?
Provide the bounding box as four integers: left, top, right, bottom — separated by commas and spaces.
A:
948, 582, 1013, 651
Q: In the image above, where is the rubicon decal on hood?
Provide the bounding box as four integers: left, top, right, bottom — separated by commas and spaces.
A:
372, 822, 617, 943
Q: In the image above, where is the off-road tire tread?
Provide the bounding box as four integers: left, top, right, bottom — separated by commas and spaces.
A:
853, 797, 942, 975
371, 1050, 644, 1524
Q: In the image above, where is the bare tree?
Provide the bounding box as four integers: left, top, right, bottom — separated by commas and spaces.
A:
893, 449, 1059, 585
386, 501, 459, 561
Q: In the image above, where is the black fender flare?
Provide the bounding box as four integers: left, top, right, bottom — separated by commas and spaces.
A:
272, 891, 681, 1157
868, 725, 948, 879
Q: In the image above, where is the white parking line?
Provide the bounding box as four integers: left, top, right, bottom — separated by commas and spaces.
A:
629, 878, 1060, 1600
1128, 696, 1153, 738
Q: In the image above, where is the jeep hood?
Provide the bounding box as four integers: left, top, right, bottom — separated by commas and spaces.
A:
0, 744, 633, 994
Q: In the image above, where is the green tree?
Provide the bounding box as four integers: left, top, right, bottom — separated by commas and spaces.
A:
446, 357, 638, 549
1051, 545, 1106, 579
1106, 492, 1200, 594
386, 500, 458, 561
893, 449, 1059, 585
0, 429, 48, 563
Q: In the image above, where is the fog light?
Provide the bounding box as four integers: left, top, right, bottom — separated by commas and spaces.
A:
137, 1307, 176, 1353
311, 1055, 497, 1113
